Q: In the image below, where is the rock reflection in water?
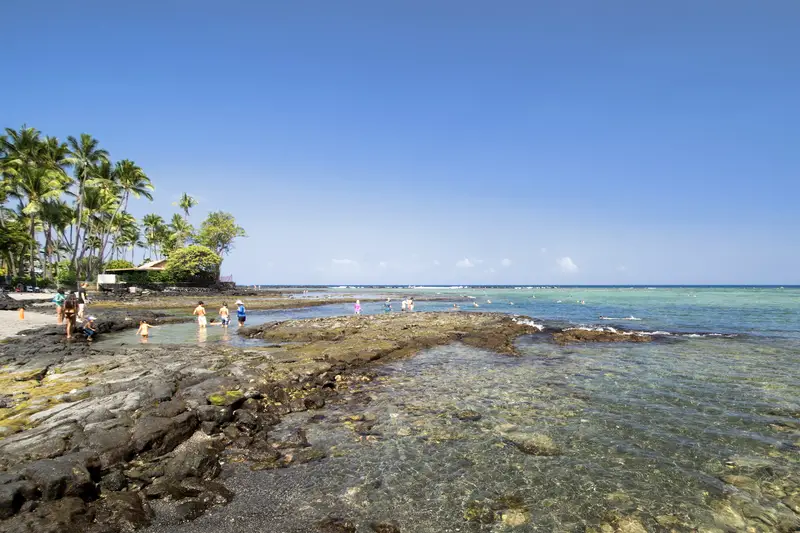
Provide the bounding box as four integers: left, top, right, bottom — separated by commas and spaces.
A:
146, 338, 800, 532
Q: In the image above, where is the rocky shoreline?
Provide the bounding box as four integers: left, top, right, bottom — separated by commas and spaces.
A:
0, 311, 540, 532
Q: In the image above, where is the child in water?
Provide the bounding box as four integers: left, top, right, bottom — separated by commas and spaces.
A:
219, 303, 230, 327
354, 300, 362, 315
137, 320, 156, 339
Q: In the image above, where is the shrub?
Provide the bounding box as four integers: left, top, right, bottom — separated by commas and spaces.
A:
55, 261, 77, 286
164, 245, 221, 283
104, 259, 135, 271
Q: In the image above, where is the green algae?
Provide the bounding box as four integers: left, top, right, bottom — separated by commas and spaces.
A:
208, 389, 244, 406
0, 376, 89, 437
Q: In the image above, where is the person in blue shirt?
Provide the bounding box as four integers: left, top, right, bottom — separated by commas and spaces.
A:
236, 300, 246, 326
52, 288, 66, 325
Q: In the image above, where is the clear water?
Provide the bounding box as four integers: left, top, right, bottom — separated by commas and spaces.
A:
141, 288, 800, 532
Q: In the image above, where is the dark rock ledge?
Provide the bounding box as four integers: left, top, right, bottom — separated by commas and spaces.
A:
0, 312, 540, 532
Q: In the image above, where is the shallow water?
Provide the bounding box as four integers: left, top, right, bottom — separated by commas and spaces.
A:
142, 288, 800, 532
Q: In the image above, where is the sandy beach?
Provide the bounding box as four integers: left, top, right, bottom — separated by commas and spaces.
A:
0, 310, 55, 339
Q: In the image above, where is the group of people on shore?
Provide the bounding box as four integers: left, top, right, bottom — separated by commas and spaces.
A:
52, 283, 96, 341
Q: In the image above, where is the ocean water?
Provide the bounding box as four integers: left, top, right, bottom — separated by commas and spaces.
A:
142, 287, 800, 532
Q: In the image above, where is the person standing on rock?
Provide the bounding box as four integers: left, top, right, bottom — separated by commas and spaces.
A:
193, 301, 207, 328
52, 288, 66, 325
63, 293, 78, 339
236, 300, 246, 326
77, 282, 89, 321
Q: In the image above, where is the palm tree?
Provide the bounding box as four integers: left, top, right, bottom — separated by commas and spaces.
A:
39, 199, 73, 279
169, 213, 193, 246
116, 160, 153, 210
142, 213, 165, 259
65, 134, 109, 281
2, 127, 66, 283
97, 160, 152, 262
81, 185, 118, 277
174, 192, 197, 221
12, 167, 63, 281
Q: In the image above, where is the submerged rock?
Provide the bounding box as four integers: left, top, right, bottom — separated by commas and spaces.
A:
455, 410, 482, 422
370, 521, 401, 532
505, 432, 562, 456
553, 329, 652, 344
317, 516, 357, 533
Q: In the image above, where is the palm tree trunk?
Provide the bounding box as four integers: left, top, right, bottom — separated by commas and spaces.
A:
44, 225, 53, 280
29, 216, 37, 284
71, 186, 84, 286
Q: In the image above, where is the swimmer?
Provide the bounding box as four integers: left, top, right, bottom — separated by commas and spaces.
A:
137, 320, 157, 338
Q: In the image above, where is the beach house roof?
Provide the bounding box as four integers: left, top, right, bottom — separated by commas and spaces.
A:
104, 259, 168, 273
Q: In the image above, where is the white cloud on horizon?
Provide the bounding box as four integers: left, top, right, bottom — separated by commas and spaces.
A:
332, 258, 358, 266
617, 265, 627, 272
456, 258, 474, 268
501, 258, 512, 267
557, 256, 579, 273
486, 268, 496, 274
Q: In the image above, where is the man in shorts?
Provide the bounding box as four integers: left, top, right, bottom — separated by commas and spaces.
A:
219, 303, 230, 328
193, 301, 207, 328
236, 300, 246, 326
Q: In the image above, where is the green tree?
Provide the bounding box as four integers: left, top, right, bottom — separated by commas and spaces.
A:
116, 160, 153, 210
2, 127, 66, 283
174, 192, 197, 221
0, 218, 33, 280
39, 199, 73, 279
66, 134, 109, 282
142, 213, 165, 259
196, 211, 245, 275
164, 244, 221, 283
104, 258, 134, 271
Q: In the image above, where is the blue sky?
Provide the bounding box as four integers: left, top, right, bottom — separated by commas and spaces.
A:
4, 1, 799, 284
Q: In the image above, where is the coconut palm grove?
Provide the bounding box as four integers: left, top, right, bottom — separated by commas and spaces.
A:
0, 125, 245, 288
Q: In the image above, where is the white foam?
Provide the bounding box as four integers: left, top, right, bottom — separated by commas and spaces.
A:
512, 317, 544, 331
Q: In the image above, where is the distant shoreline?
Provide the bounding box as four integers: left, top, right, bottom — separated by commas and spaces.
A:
238, 284, 799, 289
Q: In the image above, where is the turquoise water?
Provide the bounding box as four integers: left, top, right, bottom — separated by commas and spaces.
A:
143, 288, 800, 532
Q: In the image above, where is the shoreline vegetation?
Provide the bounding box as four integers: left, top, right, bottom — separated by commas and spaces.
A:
0, 125, 245, 290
